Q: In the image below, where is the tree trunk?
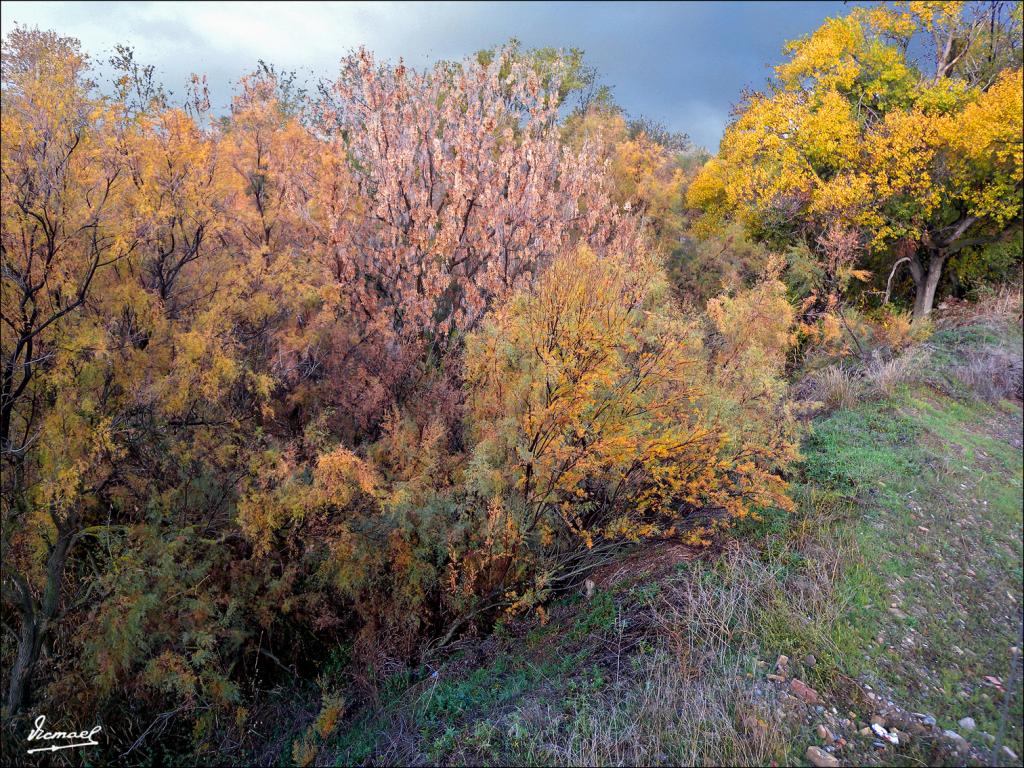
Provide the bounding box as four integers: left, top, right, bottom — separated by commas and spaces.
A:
910, 252, 947, 320
5, 597, 37, 719
3, 528, 73, 718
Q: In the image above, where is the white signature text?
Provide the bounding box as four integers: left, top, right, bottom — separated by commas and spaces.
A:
26, 715, 102, 754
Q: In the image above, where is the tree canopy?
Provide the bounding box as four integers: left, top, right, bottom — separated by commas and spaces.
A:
688, 1, 1023, 317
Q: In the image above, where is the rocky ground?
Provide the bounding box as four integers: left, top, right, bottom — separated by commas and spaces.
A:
760, 652, 1020, 767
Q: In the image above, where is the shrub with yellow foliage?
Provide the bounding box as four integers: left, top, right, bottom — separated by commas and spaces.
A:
462, 246, 798, 609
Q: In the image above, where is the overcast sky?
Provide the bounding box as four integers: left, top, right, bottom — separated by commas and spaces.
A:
1, 1, 851, 150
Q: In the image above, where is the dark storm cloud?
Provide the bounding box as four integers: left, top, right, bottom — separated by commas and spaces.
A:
0, 1, 849, 149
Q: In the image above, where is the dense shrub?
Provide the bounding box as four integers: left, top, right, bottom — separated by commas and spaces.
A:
463, 247, 797, 609
0, 27, 798, 756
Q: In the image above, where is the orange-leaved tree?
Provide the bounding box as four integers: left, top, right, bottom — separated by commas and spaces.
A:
0, 28, 143, 715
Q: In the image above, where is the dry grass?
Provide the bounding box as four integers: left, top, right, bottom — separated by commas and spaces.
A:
937, 283, 1024, 331
492, 542, 844, 767
511, 650, 786, 767
804, 347, 931, 408
954, 345, 1024, 402
490, 553, 786, 766
970, 283, 1023, 324
865, 348, 927, 397
812, 364, 860, 410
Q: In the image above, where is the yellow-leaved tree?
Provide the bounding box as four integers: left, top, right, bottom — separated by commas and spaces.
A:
0, 29, 141, 715
688, 1, 1023, 318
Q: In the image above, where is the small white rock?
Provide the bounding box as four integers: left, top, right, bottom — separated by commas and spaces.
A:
957, 716, 976, 732
872, 723, 899, 745
943, 730, 969, 752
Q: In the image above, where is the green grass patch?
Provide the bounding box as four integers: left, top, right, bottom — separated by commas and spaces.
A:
797, 349, 1023, 755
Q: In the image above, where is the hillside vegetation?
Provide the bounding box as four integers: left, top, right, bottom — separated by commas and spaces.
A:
268, 297, 1023, 768
1, 2, 1021, 766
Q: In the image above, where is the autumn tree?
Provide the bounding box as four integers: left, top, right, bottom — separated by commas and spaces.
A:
314, 47, 631, 431
52, 66, 356, 726
0, 37, 289, 721
688, 1, 1024, 318
0, 28, 143, 715
216, 67, 347, 438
